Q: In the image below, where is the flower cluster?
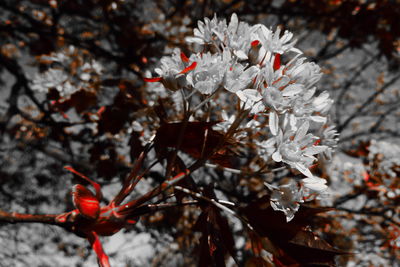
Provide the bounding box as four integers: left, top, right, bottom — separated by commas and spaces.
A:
31, 46, 103, 98
145, 14, 338, 221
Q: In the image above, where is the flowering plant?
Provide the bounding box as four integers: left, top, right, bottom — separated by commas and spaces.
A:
145, 13, 338, 222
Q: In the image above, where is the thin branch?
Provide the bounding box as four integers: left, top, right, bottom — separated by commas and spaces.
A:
0, 210, 58, 225
337, 73, 400, 132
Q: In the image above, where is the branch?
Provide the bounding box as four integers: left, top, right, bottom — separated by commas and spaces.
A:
0, 210, 59, 225
337, 73, 400, 132
331, 207, 400, 227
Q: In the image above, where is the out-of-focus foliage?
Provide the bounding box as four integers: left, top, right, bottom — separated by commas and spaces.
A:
0, 0, 399, 266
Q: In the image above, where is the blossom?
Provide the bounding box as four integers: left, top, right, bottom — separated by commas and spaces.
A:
185, 14, 224, 45
225, 13, 255, 60
254, 25, 302, 54
285, 57, 322, 89
236, 89, 264, 113
256, 138, 277, 161
186, 13, 254, 60
224, 63, 259, 93
186, 50, 229, 94
267, 180, 303, 222
318, 125, 339, 160
145, 48, 196, 91
271, 121, 328, 177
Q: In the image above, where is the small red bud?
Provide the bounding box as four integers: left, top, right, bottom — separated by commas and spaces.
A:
180, 52, 189, 63
179, 61, 197, 74
143, 77, 162, 82
251, 40, 260, 47
273, 53, 281, 71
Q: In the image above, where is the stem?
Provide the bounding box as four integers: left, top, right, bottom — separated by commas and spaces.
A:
0, 210, 59, 225
174, 186, 254, 231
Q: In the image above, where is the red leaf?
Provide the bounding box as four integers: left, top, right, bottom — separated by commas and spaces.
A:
87, 231, 111, 267
192, 187, 236, 266
154, 121, 237, 167
242, 196, 346, 266
73, 184, 100, 220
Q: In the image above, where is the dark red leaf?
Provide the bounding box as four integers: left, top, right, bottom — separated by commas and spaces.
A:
154, 121, 238, 167
192, 187, 236, 266
241, 196, 347, 266
245, 256, 274, 267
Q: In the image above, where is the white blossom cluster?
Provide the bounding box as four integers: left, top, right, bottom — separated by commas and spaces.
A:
31, 46, 103, 97
145, 14, 338, 221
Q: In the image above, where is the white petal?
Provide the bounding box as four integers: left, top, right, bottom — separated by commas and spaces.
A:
185, 36, 204, 44
242, 65, 259, 80
293, 162, 313, 177
269, 111, 279, 136
304, 145, 328, 156
305, 182, 328, 192
294, 121, 309, 142
282, 84, 304, 97
310, 116, 327, 123
229, 13, 238, 33
234, 50, 248, 60
313, 91, 330, 106
302, 177, 328, 192
302, 176, 327, 184
289, 47, 303, 54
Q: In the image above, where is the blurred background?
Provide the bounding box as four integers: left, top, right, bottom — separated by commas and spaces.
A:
0, 0, 399, 266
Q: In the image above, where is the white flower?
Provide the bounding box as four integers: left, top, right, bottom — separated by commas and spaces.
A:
312, 91, 333, 114
254, 25, 302, 54
186, 50, 229, 94
285, 57, 322, 89
271, 121, 327, 177
263, 86, 290, 112
225, 14, 254, 60
185, 14, 225, 45
148, 48, 194, 91
224, 64, 259, 93
317, 125, 339, 160
256, 138, 277, 161
186, 13, 254, 60
268, 180, 303, 222
236, 89, 263, 114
